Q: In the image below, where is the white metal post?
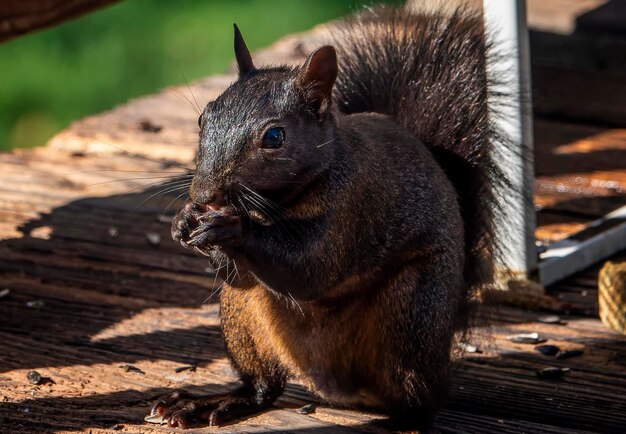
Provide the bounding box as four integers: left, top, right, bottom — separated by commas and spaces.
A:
483, 0, 537, 282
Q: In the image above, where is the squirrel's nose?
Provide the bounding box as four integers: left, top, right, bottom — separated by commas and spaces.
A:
197, 200, 223, 212
190, 187, 226, 211
190, 175, 221, 203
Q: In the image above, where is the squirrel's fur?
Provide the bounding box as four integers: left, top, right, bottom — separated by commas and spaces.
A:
158, 4, 512, 430
334, 7, 499, 296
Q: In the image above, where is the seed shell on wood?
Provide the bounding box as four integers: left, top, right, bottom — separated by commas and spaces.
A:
536, 367, 570, 380
119, 364, 145, 374
27, 371, 54, 385
27, 371, 42, 385
537, 315, 564, 324
535, 344, 560, 356
145, 232, 161, 246
26, 300, 45, 309
508, 332, 546, 344
296, 404, 317, 415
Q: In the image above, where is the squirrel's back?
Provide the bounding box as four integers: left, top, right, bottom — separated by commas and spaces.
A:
331, 5, 502, 296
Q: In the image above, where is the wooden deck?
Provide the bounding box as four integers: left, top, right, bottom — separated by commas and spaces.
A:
2, 5, 626, 433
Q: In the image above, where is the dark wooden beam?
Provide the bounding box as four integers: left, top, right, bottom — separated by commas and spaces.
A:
530, 29, 626, 127
0, 0, 121, 43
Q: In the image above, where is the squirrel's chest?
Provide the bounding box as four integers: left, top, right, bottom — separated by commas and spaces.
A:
233, 286, 385, 407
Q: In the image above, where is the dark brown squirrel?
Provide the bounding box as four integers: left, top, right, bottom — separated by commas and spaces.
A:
150, 4, 510, 430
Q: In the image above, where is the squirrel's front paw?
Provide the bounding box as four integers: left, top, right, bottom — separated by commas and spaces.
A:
171, 201, 203, 248
172, 202, 244, 250
188, 212, 244, 248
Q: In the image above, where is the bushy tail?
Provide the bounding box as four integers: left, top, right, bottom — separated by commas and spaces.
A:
331, 5, 509, 295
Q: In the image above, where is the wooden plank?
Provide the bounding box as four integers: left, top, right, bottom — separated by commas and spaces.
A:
3, 255, 625, 433
533, 119, 626, 243
530, 30, 626, 74
532, 66, 626, 127
435, 409, 596, 433
526, 0, 606, 35
529, 20, 626, 127
0, 0, 120, 43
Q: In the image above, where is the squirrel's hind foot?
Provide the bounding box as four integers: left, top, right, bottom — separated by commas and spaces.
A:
148, 387, 270, 428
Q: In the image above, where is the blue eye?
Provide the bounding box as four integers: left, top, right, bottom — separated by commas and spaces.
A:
261, 127, 284, 149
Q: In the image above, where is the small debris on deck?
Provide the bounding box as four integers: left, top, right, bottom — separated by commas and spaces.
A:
536, 367, 570, 380
119, 365, 145, 375
507, 332, 547, 344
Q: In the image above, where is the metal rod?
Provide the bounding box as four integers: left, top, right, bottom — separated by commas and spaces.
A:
483, 0, 537, 282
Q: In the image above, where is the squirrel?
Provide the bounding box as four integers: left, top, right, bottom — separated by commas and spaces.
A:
150, 4, 510, 430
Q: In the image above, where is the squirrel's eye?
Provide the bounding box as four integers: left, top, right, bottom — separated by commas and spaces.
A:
261, 127, 284, 149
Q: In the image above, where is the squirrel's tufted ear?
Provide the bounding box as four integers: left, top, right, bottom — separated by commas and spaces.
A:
296, 46, 337, 115
233, 23, 255, 76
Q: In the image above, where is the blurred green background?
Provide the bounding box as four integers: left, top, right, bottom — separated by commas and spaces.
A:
0, 0, 399, 151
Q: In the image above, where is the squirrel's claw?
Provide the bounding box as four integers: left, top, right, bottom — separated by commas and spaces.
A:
171, 201, 200, 247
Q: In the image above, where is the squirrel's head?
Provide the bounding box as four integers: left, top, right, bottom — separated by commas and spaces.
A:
190, 24, 339, 215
